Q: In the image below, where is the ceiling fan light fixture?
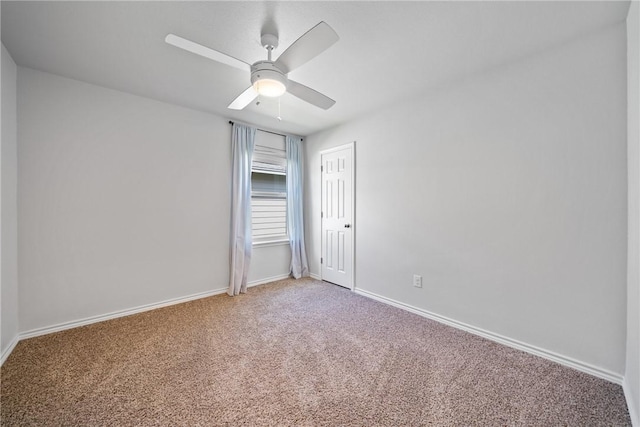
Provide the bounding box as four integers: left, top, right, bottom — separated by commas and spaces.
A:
250, 63, 288, 98
253, 78, 286, 97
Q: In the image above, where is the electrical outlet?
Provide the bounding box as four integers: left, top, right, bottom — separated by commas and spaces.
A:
413, 274, 422, 288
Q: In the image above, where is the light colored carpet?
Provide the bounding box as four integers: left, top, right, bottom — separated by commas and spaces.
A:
1, 278, 631, 426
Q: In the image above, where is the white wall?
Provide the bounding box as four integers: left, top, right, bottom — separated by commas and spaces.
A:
17, 68, 236, 333
16, 67, 292, 334
249, 244, 291, 285
626, 2, 640, 424
1, 44, 19, 360
305, 23, 627, 376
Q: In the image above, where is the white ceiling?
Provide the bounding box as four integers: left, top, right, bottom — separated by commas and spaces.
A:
1, 1, 630, 136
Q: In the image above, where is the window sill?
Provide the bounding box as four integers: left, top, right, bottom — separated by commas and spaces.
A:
253, 238, 290, 248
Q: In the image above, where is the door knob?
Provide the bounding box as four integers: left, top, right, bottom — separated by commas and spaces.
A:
344, 224, 351, 228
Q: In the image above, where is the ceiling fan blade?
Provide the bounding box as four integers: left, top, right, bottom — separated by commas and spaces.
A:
274, 22, 339, 74
287, 80, 335, 110
165, 34, 251, 73
228, 86, 258, 110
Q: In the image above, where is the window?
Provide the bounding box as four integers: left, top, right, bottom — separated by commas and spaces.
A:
251, 132, 287, 244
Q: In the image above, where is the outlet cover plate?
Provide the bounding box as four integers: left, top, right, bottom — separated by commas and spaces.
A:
413, 274, 422, 288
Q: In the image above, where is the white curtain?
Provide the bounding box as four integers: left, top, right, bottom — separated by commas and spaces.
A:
229, 123, 256, 296
286, 136, 310, 279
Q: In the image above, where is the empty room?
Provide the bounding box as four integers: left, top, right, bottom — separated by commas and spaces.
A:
1, 1, 639, 425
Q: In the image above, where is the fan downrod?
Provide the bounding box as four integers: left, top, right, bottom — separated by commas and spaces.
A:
261, 33, 279, 61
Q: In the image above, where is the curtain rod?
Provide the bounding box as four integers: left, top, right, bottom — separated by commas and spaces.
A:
228, 121, 302, 141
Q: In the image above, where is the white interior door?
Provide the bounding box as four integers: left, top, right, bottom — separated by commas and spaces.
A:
321, 143, 354, 289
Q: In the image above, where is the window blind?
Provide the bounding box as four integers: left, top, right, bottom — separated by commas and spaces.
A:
252, 144, 286, 174
251, 197, 287, 239
251, 131, 287, 243
252, 131, 286, 174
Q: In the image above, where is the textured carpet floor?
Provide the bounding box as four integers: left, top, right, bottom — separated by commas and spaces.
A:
1, 278, 631, 426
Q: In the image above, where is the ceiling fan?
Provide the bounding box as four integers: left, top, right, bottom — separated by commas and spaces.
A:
165, 22, 339, 111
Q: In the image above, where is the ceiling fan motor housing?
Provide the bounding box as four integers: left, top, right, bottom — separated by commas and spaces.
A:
251, 61, 288, 97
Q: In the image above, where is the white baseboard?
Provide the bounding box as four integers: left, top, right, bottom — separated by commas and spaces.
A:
5, 277, 629, 406
1, 334, 20, 366
354, 288, 624, 385
624, 378, 640, 427
19, 287, 228, 341
5, 277, 293, 364
4, 275, 299, 365
310, 272, 321, 280
248, 273, 291, 287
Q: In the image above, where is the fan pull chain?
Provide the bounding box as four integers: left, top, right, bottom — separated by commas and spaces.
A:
277, 97, 282, 121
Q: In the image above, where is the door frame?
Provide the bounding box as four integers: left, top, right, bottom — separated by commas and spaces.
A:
319, 141, 356, 290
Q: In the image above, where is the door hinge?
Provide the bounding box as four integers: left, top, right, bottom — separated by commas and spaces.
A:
321, 211, 324, 218
321, 257, 323, 264
321, 165, 323, 172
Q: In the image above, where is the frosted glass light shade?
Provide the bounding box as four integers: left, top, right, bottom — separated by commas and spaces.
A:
253, 78, 287, 97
